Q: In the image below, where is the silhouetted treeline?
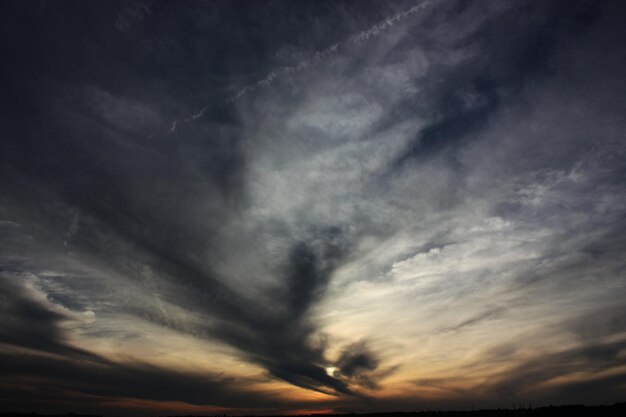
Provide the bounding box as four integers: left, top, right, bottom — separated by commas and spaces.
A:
0, 414, 102, 417
3, 403, 626, 417
329, 403, 626, 417
335, 403, 626, 417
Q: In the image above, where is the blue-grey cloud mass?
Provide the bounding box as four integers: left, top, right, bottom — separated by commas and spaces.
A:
1, 0, 626, 414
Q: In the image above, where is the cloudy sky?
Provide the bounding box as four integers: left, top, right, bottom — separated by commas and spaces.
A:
2, 0, 626, 415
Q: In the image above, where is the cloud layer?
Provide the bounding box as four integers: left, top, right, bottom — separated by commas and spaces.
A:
1, 0, 626, 414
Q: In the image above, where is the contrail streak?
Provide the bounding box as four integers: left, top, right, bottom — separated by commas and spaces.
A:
167, 0, 440, 133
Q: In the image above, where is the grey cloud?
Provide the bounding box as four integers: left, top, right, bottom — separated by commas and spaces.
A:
438, 305, 507, 334
333, 342, 386, 391
408, 339, 626, 407
0, 274, 294, 412
2, 0, 626, 413
0, 352, 279, 410
205, 235, 356, 395
0, 274, 95, 359
483, 340, 626, 399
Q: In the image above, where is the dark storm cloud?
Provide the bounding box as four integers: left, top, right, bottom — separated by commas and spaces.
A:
0, 274, 290, 411
2, 0, 626, 413
202, 233, 358, 396
100, 225, 359, 395
333, 342, 385, 391
0, 352, 278, 410
0, 275, 92, 358
1, 0, 408, 400
337, 343, 379, 377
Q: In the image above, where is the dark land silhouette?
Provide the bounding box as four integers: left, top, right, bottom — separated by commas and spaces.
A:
3, 403, 626, 417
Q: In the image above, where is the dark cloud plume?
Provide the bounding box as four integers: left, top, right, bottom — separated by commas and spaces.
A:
0, 275, 93, 358
0, 352, 278, 410
334, 342, 382, 390
205, 233, 356, 395
0, 275, 284, 411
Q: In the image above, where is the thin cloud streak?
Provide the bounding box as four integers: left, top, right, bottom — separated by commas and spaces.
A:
168, 0, 441, 133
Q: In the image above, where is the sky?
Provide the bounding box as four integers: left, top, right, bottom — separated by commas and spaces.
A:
1, 0, 626, 415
